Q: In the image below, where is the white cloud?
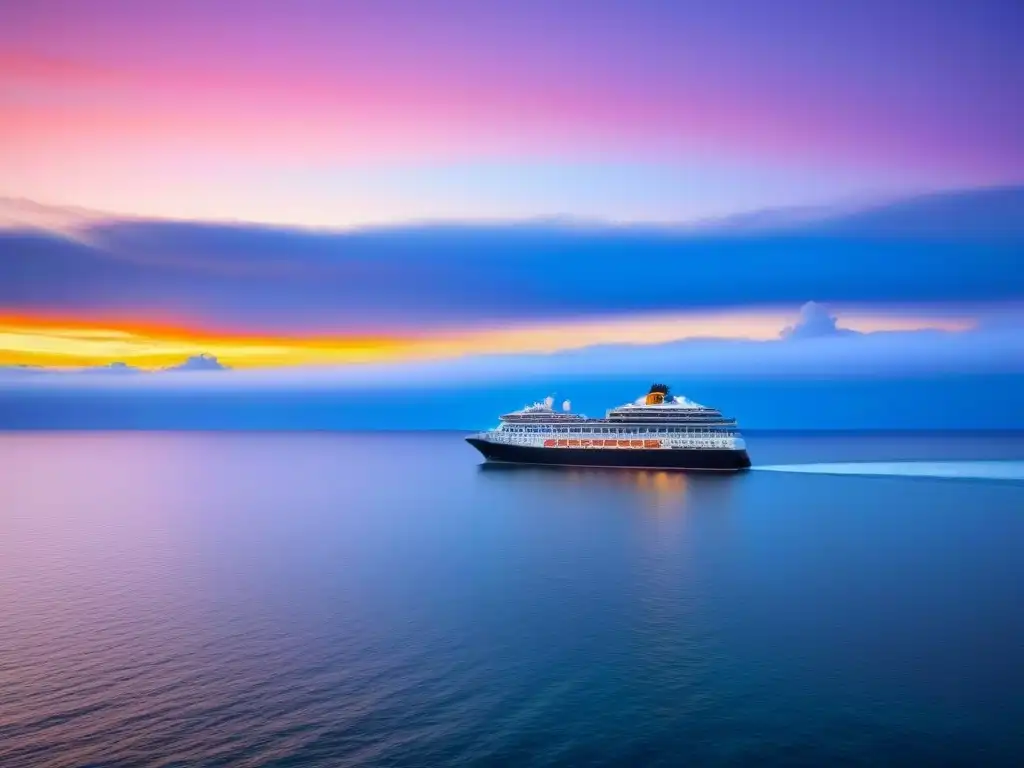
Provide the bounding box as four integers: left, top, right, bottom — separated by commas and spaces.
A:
780, 301, 860, 339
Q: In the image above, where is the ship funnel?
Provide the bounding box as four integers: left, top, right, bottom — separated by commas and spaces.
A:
562, 399, 571, 412
646, 382, 669, 405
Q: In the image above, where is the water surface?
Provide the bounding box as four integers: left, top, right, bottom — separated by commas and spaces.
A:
1, 432, 1022, 767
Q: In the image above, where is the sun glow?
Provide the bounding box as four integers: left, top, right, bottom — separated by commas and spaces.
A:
0, 309, 975, 371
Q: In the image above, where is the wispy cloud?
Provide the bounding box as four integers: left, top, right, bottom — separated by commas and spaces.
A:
1, 353, 229, 377
2, 187, 1020, 343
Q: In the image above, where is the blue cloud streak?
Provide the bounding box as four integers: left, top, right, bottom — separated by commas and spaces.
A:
2, 187, 1022, 330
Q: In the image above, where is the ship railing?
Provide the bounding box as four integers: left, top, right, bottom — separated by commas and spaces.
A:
486, 429, 742, 438
474, 430, 745, 450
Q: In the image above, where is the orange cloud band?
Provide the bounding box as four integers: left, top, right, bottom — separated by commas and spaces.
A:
0, 309, 975, 370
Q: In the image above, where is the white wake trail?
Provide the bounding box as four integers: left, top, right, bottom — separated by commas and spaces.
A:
753, 461, 1024, 481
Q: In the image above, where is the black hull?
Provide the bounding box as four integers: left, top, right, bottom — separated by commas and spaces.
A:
466, 438, 751, 472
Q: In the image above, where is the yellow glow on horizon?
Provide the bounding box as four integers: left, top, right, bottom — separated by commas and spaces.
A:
0, 309, 977, 371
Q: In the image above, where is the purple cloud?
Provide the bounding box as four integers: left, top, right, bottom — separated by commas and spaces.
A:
79, 361, 143, 375
2, 187, 1022, 332
0, 354, 228, 378
163, 354, 228, 372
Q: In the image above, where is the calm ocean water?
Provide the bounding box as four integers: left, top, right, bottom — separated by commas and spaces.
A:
1, 432, 1023, 767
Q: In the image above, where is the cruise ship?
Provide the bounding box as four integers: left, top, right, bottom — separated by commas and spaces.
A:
466, 384, 751, 471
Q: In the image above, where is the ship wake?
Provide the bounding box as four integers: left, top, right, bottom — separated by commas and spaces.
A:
753, 460, 1024, 481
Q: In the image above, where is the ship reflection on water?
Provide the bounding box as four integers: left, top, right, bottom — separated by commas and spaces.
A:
630, 469, 688, 494
477, 463, 703, 514
619, 469, 691, 515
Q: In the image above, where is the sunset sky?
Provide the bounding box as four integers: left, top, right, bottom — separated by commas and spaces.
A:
1, 0, 1023, 428
3, 0, 1021, 226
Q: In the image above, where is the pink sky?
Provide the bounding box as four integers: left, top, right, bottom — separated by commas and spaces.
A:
2, 1, 1021, 225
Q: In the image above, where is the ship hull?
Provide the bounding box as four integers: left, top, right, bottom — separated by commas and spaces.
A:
466, 438, 751, 472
